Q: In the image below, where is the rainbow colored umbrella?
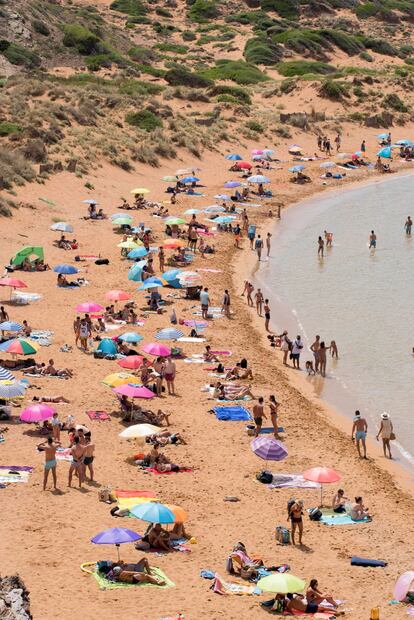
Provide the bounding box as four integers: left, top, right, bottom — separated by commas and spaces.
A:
20, 404, 55, 423
0, 338, 38, 355
141, 343, 171, 357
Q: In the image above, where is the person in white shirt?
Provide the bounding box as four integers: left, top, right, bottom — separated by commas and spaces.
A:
200, 287, 209, 320
291, 335, 303, 370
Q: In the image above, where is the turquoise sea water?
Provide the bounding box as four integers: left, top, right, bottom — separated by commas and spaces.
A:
255, 173, 414, 468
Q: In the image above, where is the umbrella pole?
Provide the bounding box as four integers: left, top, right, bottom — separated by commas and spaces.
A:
116, 544, 120, 562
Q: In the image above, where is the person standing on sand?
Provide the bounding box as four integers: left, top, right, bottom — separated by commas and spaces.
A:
69, 436, 85, 488
318, 236, 324, 257
376, 412, 394, 459
73, 316, 81, 347
200, 287, 210, 320
310, 335, 320, 373
38, 436, 61, 491
351, 410, 368, 459
404, 216, 412, 236
83, 435, 95, 481
369, 230, 377, 249
158, 247, 165, 272
288, 499, 304, 545
361, 140, 366, 154
280, 331, 291, 366
253, 397, 266, 436
335, 134, 341, 152
317, 136, 322, 151
264, 299, 271, 332
269, 395, 280, 438
246, 282, 254, 307
248, 225, 256, 250
291, 335, 303, 370
255, 235, 264, 261
222, 290, 231, 318
266, 232, 272, 257
164, 357, 176, 396
255, 289, 264, 316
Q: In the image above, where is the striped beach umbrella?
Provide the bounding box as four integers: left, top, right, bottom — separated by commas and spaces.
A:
0, 366, 15, 381
0, 381, 26, 399
0, 321, 23, 332
251, 436, 288, 461
0, 338, 38, 355
155, 328, 184, 341
51, 222, 74, 232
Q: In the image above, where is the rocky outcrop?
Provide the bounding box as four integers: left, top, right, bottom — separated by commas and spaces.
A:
0, 575, 31, 620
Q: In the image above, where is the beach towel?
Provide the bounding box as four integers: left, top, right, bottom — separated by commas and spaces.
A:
210, 350, 232, 356
177, 337, 206, 343
268, 474, 320, 490
56, 448, 72, 462
115, 489, 155, 498
212, 574, 259, 596
183, 358, 206, 364
257, 426, 284, 435
144, 467, 193, 475
196, 268, 223, 273
0, 471, 30, 483
117, 496, 158, 511
213, 405, 252, 421
93, 566, 174, 589
320, 511, 370, 526
0, 465, 33, 472
87, 410, 110, 421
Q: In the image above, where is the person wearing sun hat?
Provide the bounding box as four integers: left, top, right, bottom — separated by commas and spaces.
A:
376, 412, 394, 459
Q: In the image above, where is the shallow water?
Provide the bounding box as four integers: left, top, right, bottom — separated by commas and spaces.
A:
255, 173, 414, 467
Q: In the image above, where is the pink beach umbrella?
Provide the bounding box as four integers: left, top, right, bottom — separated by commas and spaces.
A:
303, 466, 341, 506
0, 277, 28, 299
75, 301, 104, 313
20, 404, 55, 423
394, 571, 414, 602
141, 343, 171, 357
114, 384, 155, 399
105, 290, 131, 302
117, 356, 145, 370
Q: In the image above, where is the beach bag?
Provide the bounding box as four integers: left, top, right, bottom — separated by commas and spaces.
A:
309, 507, 322, 521
256, 470, 273, 484
99, 486, 113, 503
390, 432, 396, 440
95, 258, 109, 265
276, 526, 290, 545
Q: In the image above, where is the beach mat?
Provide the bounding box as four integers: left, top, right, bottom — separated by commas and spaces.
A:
93, 566, 174, 589
144, 467, 193, 475
87, 410, 110, 421
0, 465, 33, 472
255, 426, 284, 434
212, 573, 259, 596
0, 471, 30, 483
321, 511, 370, 526
115, 489, 156, 498
268, 474, 320, 490
213, 405, 252, 421
350, 556, 386, 567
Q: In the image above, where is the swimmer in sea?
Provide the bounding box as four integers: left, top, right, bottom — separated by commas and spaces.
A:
404, 216, 412, 236
317, 236, 324, 257
324, 230, 333, 247
369, 230, 377, 249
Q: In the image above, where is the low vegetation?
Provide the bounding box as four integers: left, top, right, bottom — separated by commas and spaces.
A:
277, 61, 335, 77
202, 60, 269, 84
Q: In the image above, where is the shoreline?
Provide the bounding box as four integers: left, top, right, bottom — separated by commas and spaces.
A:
232, 167, 414, 497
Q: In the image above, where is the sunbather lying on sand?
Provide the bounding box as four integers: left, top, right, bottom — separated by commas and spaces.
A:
44, 359, 73, 378
32, 395, 70, 403
145, 430, 187, 445
225, 363, 253, 380
109, 565, 165, 585
273, 593, 343, 615
212, 382, 255, 400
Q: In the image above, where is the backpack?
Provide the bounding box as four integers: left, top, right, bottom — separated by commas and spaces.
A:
256, 470, 273, 484
309, 507, 322, 521
276, 526, 290, 545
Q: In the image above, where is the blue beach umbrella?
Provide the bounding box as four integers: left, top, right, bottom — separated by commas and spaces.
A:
155, 328, 184, 340
118, 332, 143, 343
395, 139, 413, 146
0, 321, 23, 332
213, 215, 237, 224
181, 176, 199, 184
247, 175, 270, 184
162, 269, 182, 281
50, 222, 73, 233
205, 205, 226, 213
137, 281, 162, 291
128, 261, 147, 282
225, 154, 242, 161
377, 133, 389, 139
130, 502, 175, 524
96, 338, 118, 355
289, 165, 305, 173
377, 147, 392, 158
53, 264, 78, 275
127, 247, 148, 259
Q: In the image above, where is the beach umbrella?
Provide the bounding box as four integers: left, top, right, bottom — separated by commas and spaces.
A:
213, 195, 231, 202
131, 188, 150, 195
0, 366, 15, 381
395, 139, 413, 146
394, 571, 414, 602
288, 145, 302, 154
288, 165, 305, 173
53, 264, 78, 275
303, 466, 341, 506
96, 338, 118, 355
118, 332, 143, 344
91, 527, 141, 561
353, 151, 363, 157
105, 290, 131, 302
320, 162, 336, 169
114, 384, 155, 399
0, 338, 38, 356
50, 222, 73, 233
75, 302, 103, 313
128, 261, 147, 282
212, 216, 236, 224
183, 319, 207, 328
235, 162, 252, 169
142, 343, 171, 357
247, 175, 270, 184
127, 247, 148, 259
0, 278, 28, 299
251, 436, 288, 462
252, 149, 264, 155
0, 321, 23, 333
117, 356, 145, 370
165, 504, 188, 524
155, 328, 184, 341
224, 181, 241, 188
257, 573, 306, 594
377, 133, 389, 139
119, 423, 160, 439
181, 176, 199, 184
102, 372, 135, 388
112, 217, 133, 227
82, 199, 99, 205
377, 147, 392, 158
184, 209, 201, 215
162, 269, 182, 281
110, 213, 132, 220
137, 279, 166, 292
165, 217, 186, 226
162, 175, 179, 182
205, 205, 226, 213
0, 381, 26, 400
20, 404, 55, 422
118, 240, 142, 249
225, 154, 242, 161
130, 502, 175, 524
162, 239, 186, 249
263, 149, 274, 155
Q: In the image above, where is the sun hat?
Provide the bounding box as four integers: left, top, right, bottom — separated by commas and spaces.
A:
381, 412, 390, 420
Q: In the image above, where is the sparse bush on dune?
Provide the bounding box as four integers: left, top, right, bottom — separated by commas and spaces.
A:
110, 0, 147, 16
245, 120, 264, 133
131, 143, 160, 166
0, 121, 22, 136
32, 20, 50, 36
165, 67, 213, 88
0, 150, 36, 188
244, 36, 284, 65
261, 0, 299, 19
319, 80, 350, 101
277, 60, 335, 77
155, 43, 188, 54
21, 139, 48, 163
382, 93, 408, 112
202, 60, 268, 85
209, 84, 251, 105
182, 31, 197, 41
125, 109, 163, 131
189, 0, 219, 22
119, 80, 164, 96
0, 40, 41, 68
62, 24, 102, 55
128, 46, 159, 64
0, 197, 17, 217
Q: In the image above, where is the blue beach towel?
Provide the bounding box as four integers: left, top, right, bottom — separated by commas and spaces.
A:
213, 405, 252, 421
258, 426, 284, 434
321, 513, 370, 526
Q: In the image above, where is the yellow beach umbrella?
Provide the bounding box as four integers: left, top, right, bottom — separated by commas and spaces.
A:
102, 372, 135, 388
131, 188, 150, 195
117, 240, 143, 249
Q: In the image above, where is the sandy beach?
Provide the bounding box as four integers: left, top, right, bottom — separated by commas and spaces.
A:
1, 135, 414, 620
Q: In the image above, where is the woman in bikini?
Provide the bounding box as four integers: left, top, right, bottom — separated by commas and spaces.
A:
269, 395, 280, 439
288, 500, 304, 545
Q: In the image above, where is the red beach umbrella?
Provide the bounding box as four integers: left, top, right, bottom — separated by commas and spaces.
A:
303, 466, 341, 506
0, 278, 27, 299
236, 162, 252, 169
117, 356, 145, 370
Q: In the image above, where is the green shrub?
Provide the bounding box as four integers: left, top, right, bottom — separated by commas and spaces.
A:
155, 7, 172, 17
0, 40, 41, 68
244, 37, 283, 65
216, 94, 239, 104
32, 20, 50, 36
246, 120, 264, 133
383, 93, 408, 112
261, 0, 299, 18
355, 2, 378, 18
110, 0, 146, 16
128, 45, 159, 64
0, 121, 22, 136
209, 84, 251, 104
272, 29, 325, 58
165, 67, 213, 88
358, 36, 397, 57
155, 42, 188, 54
277, 60, 335, 77
182, 30, 197, 41
126, 15, 151, 24
359, 51, 373, 62
153, 22, 176, 36
189, 0, 218, 22
133, 63, 166, 77
280, 78, 296, 93
126, 109, 163, 131
119, 79, 164, 95
85, 53, 117, 71
319, 80, 350, 100
320, 29, 364, 56
62, 24, 102, 55
202, 59, 268, 84
399, 44, 414, 58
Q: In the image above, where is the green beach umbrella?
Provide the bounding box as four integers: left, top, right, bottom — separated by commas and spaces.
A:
165, 217, 186, 226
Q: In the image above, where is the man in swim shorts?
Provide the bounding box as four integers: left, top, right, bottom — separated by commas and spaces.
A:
37, 436, 61, 491
83, 435, 95, 482
253, 397, 266, 437
351, 410, 368, 459
369, 230, 377, 249
68, 436, 85, 488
